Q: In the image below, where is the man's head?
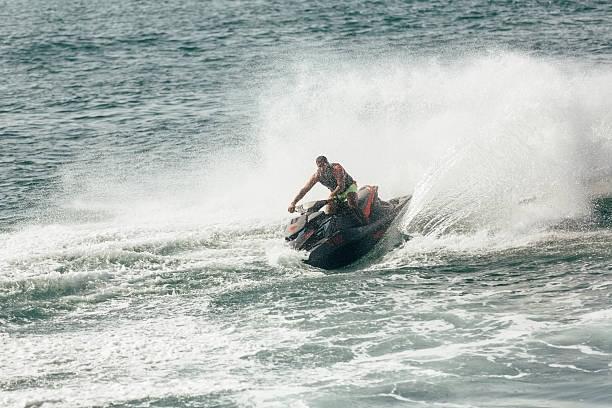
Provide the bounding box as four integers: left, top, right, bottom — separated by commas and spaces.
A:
316, 155, 329, 169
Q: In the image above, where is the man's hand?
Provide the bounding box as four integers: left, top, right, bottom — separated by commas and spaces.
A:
288, 203, 296, 213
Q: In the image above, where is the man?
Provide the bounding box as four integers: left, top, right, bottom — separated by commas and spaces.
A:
288, 155, 365, 224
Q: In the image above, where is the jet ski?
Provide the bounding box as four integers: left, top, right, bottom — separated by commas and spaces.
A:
285, 185, 411, 269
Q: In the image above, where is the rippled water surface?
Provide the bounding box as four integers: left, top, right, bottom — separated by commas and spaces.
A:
2, 1, 612, 407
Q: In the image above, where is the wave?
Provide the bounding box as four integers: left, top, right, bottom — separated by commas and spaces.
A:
3, 50, 611, 282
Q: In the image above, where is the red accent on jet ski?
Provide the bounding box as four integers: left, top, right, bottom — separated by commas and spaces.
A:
362, 185, 378, 222
303, 229, 315, 241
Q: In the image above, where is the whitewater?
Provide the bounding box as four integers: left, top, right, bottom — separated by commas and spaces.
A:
2, 1, 612, 407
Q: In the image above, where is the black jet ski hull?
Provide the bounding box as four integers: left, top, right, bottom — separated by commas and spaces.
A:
285, 186, 410, 270
305, 197, 409, 269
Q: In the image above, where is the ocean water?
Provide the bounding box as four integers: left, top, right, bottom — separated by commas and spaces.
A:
2, 1, 612, 407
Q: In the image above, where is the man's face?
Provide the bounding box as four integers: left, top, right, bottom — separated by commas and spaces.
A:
316, 160, 329, 171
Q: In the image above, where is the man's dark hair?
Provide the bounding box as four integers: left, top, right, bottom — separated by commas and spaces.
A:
316, 155, 328, 165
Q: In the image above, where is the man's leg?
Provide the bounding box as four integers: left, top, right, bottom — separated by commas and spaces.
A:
347, 192, 366, 225
326, 199, 337, 214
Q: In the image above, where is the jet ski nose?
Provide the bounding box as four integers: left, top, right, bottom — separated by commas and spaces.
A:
284, 215, 306, 240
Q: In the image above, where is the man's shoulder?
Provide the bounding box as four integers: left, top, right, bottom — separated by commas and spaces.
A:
331, 163, 345, 172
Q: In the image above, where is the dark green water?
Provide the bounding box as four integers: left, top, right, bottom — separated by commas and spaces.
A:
1, 1, 612, 407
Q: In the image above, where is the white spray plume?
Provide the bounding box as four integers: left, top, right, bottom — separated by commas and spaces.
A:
257, 52, 612, 237
52, 51, 612, 239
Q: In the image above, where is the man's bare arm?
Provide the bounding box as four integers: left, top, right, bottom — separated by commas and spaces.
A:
288, 174, 318, 212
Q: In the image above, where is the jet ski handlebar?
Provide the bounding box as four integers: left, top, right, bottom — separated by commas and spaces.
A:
296, 199, 329, 214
